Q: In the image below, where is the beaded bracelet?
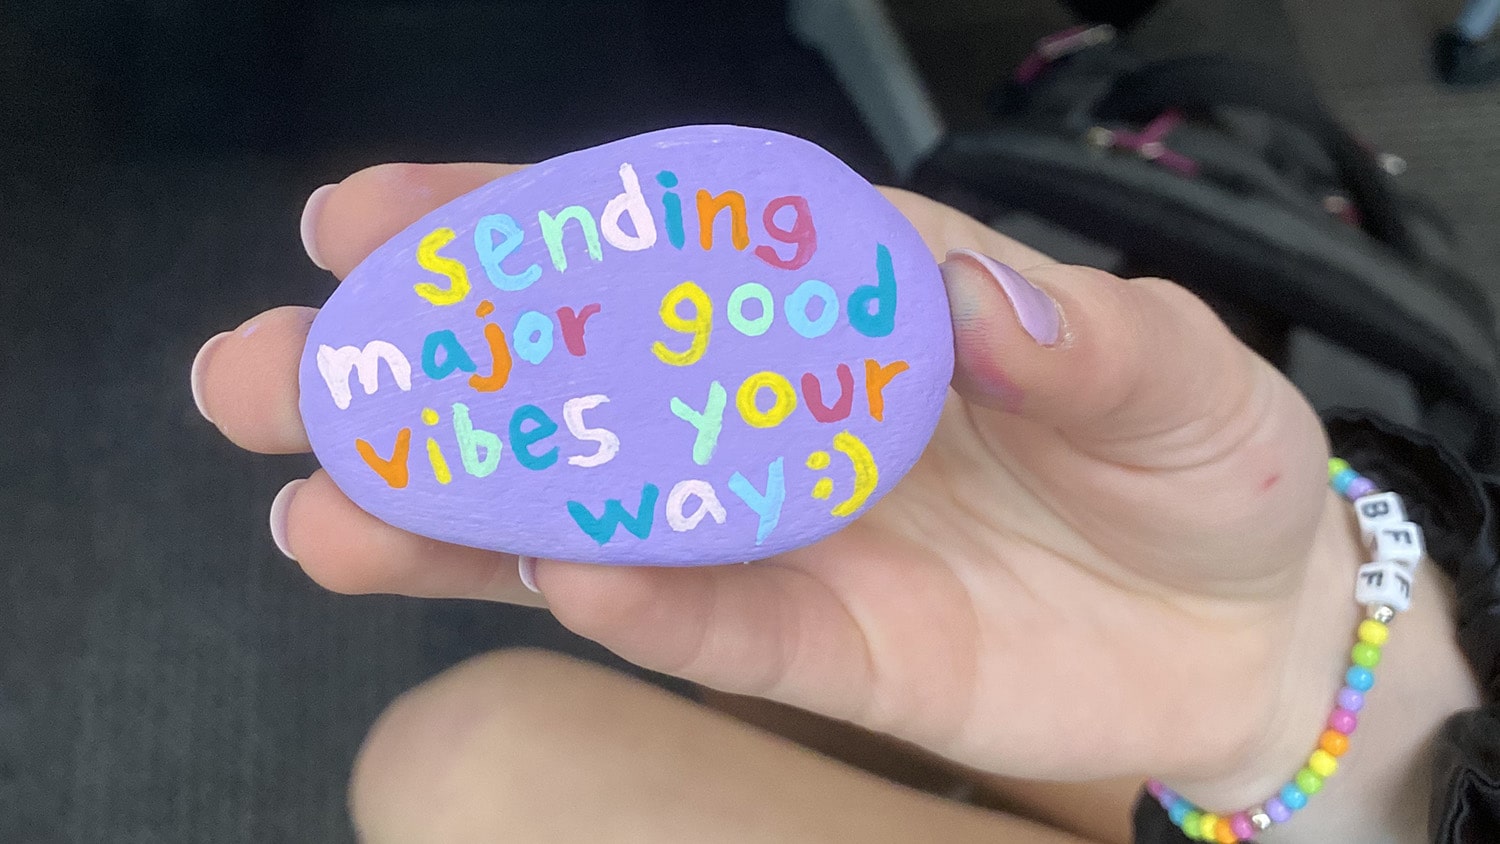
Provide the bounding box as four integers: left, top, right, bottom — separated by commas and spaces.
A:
1145, 458, 1423, 842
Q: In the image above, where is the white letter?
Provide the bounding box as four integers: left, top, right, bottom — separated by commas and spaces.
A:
563, 394, 620, 467
316, 341, 412, 410
666, 479, 727, 532
600, 163, 657, 251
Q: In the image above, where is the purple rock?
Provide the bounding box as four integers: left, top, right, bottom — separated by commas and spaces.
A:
298, 125, 953, 565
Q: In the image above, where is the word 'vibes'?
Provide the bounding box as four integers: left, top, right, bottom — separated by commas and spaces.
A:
297, 125, 953, 565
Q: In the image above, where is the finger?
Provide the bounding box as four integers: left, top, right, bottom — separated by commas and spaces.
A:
274, 470, 546, 608
193, 306, 317, 453
308, 162, 526, 279
938, 253, 1300, 465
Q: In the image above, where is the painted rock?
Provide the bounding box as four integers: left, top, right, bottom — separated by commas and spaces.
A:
299, 124, 953, 565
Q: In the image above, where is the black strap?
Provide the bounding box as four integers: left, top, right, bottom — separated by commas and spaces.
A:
1095, 55, 1416, 256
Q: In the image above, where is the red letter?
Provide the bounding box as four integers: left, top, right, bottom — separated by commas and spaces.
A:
754, 195, 817, 270
356, 428, 412, 489
556, 303, 602, 356
801, 364, 854, 423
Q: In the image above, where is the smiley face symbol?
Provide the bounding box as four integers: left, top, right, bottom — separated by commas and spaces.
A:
805, 431, 879, 517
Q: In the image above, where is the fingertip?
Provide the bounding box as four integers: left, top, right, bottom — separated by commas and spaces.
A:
269, 478, 306, 560
191, 331, 231, 423
300, 183, 338, 270
198, 306, 316, 454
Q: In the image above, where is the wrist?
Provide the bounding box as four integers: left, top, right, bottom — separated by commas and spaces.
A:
1166, 488, 1481, 840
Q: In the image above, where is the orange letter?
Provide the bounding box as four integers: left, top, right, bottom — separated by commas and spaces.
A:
696, 190, 749, 251
468, 323, 513, 393
356, 428, 412, 489
864, 359, 909, 422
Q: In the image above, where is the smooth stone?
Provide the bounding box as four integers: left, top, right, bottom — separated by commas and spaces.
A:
298, 124, 953, 565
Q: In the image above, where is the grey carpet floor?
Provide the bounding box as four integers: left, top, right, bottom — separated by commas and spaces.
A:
2, 1, 1496, 841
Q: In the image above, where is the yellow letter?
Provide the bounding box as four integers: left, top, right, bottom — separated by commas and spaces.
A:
651, 280, 712, 366
735, 371, 797, 428
413, 228, 472, 306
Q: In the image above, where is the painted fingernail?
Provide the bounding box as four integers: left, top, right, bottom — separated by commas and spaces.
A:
269, 479, 306, 561
944, 249, 1061, 346
190, 332, 230, 423
517, 555, 540, 593
300, 184, 338, 270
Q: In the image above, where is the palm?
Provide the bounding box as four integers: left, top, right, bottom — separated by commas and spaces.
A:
538, 193, 1334, 783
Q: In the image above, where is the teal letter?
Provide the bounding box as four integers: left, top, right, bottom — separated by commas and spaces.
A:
538, 205, 603, 272
421, 330, 477, 380
657, 170, 685, 249
474, 213, 542, 291
848, 243, 897, 338
568, 484, 660, 544
728, 457, 786, 545
509, 403, 559, 470
452, 402, 503, 477
669, 380, 727, 465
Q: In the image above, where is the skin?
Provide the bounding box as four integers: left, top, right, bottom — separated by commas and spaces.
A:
194, 162, 1480, 841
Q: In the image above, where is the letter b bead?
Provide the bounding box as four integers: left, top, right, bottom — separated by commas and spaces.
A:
1354, 561, 1413, 612
1354, 492, 1405, 544
1371, 521, 1424, 570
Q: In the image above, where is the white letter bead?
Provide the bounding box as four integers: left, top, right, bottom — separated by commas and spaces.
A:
1371, 521, 1425, 569
1355, 561, 1413, 612
1355, 492, 1406, 544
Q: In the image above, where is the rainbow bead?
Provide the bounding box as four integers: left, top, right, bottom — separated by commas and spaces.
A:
1295, 767, 1324, 795
1319, 729, 1350, 756
1280, 783, 1308, 810
1309, 749, 1339, 777
1331, 467, 1359, 494
1346, 476, 1378, 499
1169, 800, 1193, 825
1264, 797, 1292, 823
1229, 813, 1255, 839
1337, 686, 1365, 711
1329, 707, 1359, 734
1213, 817, 1236, 843
1358, 619, 1389, 646
1351, 642, 1381, 667
1327, 458, 1350, 479
1345, 665, 1375, 691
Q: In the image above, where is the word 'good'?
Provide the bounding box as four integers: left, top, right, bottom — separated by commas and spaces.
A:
298, 124, 953, 565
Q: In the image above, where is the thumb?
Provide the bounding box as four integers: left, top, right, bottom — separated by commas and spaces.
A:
939, 249, 1281, 466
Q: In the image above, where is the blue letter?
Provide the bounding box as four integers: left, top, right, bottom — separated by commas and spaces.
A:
512, 310, 555, 365
474, 213, 542, 291
728, 457, 786, 545
784, 279, 839, 338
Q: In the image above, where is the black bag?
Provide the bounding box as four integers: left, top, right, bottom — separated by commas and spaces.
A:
912, 27, 1500, 468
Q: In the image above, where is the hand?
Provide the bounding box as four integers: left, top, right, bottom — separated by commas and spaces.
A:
193, 162, 1351, 799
